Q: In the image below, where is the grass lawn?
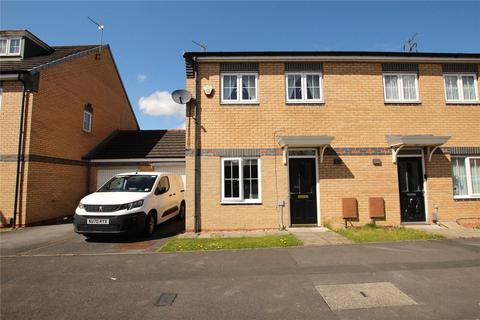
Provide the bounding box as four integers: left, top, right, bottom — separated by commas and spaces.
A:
159, 234, 303, 252
335, 224, 445, 243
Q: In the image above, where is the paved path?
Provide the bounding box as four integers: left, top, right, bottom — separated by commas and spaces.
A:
1, 235, 479, 320
288, 227, 353, 245
405, 223, 480, 239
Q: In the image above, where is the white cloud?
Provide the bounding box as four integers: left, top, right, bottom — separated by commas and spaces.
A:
138, 90, 185, 118
136, 74, 147, 82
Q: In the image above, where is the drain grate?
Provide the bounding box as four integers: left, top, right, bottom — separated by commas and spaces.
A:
155, 293, 177, 307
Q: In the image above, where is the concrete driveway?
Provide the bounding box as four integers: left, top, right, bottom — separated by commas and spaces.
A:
1, 224, 480, 320
0, 217, 184, 257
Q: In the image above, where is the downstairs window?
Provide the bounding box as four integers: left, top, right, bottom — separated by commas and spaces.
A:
221, 158, 261, 203
452, 157, 480, 198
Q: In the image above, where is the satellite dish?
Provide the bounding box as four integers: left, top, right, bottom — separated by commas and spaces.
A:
171, 89, 192, 104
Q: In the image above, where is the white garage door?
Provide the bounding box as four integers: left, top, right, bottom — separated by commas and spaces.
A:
96, 167, 138, 189
154, 163, 186, 188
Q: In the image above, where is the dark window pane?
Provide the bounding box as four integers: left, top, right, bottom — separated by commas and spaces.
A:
231, 161, 239, 178
244, 180, 251, 199
225, 180, 232, 198
243, 160, 251, 179
230, 88, 237, 100
251, 160, 258, 178
232, 180, 239, 197
295, 88, 302, 99
251, 180, 258, 199
224, 161, 232, 178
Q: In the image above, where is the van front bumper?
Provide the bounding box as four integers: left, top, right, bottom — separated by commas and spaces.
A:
73, 212, 146, 234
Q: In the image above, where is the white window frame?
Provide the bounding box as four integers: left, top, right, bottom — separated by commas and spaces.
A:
382, 72, 420, 103
285, 72, 324, 103
83, 110, 92, 133
452, 156, 480, 199
0, 38, 22, 56
220, 72, 258, 104
221, 157, 262, 204
443, 73, 479, 103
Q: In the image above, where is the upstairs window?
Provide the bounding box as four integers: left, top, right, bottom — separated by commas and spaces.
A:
83, 103, 93, 133
221, 73, 258, 103
0, 38, 21, 56
285, 72, 323, 103
444, 74, 478, 103
383, 73, 419, 102
452, 157, 480, 198
221, 158, 261, 203
83, 111, 92, 132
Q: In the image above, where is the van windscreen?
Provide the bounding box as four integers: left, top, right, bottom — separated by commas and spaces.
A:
98, 175, 157, 192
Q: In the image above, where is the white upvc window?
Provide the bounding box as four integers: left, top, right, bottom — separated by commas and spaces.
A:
221, 73, 258, 104
83, 110, 92, 133
383, 73, 419, 102
443, 74, 479, 103
221, 157, 261, 204
452, 156, 480, 199
285, 72, 323, 103
0, 38, 22, 56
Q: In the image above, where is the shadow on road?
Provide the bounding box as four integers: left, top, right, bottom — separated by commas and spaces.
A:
84, 216, 185, 244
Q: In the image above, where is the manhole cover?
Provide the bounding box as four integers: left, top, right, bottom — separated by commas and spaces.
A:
315, 282, 416, 311
155, 293, 177, 307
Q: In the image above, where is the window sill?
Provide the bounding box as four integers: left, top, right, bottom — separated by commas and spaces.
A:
286, 100, 324, 105
220, 101, 259, 106
384, 101, 422, 105
454, 196, 480, 201
446, 101, 480, 105
221, 201, 262, 205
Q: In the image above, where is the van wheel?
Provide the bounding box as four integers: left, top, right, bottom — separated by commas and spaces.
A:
179, 202, 185, 219
143, 212, 156, 237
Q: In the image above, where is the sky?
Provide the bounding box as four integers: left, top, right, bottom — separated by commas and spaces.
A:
2, 1, 479, 129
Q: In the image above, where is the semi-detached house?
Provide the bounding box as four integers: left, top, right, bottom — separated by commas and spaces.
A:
0, 30, 140, 227
183, 51, 480, 231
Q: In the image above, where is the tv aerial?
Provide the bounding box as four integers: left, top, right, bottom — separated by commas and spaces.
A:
403, 33, 418, 52
88, 16, 105, 56
192, 40, 207, 52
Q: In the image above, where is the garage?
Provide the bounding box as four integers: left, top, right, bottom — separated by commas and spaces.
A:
85, 130, 185, 192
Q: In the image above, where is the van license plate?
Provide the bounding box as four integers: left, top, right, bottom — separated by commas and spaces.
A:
87, 218, 109, 225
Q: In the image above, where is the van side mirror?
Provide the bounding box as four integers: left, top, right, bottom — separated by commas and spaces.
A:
155, 186, 167, 195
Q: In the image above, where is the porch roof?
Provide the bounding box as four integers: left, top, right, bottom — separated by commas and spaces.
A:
386, 135, 450, 163
385, 135, 450, 147
277, 135, 334, 148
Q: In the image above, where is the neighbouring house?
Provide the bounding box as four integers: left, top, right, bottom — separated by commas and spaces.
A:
0, 30, 139, 227
84, 129, 186, 191
183, 51, 480, 232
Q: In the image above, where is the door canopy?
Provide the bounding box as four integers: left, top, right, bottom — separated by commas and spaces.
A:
386, 135, 450, 163
277, 135, 334, 164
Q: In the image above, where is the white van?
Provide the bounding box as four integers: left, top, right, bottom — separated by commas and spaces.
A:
74, 172, 185, 237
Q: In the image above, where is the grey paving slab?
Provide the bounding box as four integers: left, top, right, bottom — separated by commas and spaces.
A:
315, 282, 416, 311
288, 227, 353, 246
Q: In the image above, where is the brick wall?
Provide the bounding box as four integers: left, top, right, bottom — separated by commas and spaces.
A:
0, 47, 138, 226
185, 61, 480, 231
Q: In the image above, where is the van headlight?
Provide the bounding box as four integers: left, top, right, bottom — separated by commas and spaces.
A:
121, 200, 144, 211
78, 203, 85, 209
